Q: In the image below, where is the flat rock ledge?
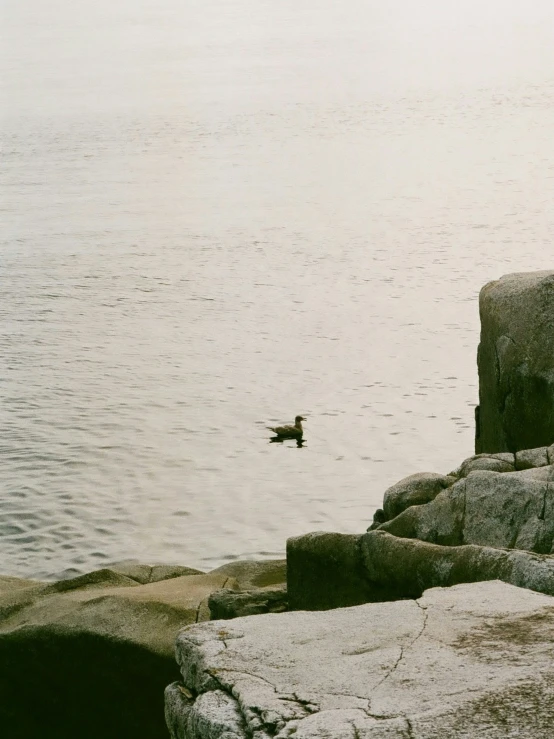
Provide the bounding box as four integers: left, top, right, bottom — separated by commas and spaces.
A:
165, 580, 554, 738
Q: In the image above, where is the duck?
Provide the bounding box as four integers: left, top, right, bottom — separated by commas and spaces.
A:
267, 415, 306, 439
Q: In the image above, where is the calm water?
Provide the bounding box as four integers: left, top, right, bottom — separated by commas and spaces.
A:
2, 0, 554, 579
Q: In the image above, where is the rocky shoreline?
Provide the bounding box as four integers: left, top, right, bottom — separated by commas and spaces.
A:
3, 270, 554, 738
3, 441, 554, 738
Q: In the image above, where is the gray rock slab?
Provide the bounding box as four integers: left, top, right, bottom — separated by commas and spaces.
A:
165, 684, 245, 739
167, 581, 554, 738
361, 530, 554, 599
0, 571, 239, 655
0, 575, 44, 594
288, 528, 554, 609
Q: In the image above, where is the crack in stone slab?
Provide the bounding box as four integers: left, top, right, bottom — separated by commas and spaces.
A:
539, 485, 548, 522
460, 479, 467, 543
201, 670, 265, 737
181, 599, 432, 737
199, 667, 317, 737
193, 577, 235, 624
326, 691, 373, 713
194, 601, 202, 623
280, 693, 319, 713
367, 599, 429, 718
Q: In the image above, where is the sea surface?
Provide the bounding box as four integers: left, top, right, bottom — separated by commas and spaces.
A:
2, 0, 554, 579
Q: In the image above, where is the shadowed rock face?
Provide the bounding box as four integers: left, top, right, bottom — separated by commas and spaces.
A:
1, 627, 178, 739
0, 567, 236, 739
288, 527, 554, 609
287, 532, 387, 610
476, 270, 554, 454
0, 559, 286, 739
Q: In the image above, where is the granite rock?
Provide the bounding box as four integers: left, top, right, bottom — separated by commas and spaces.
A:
208, 559, 286, 590
452, 452, 515, 477
476, 270, 554, 453
288, 526, 554, 609
379, 467, 554, 554
0, 564, 239, 738
209, 587, 288, 620
515, 446, 550, 470
381, 472, 456, 521
361, 530, 554, 600
108, 560, 203, 584
166, 580, 554, 738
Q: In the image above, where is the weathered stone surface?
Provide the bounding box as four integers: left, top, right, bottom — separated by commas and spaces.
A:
166, 581, 554, 738
367, 507, 386, 530
0, 574, 43, 594
361, 530, 554, 600
208, 559, 286, 590
453, 452, 515, 477
0, 566, 238, 738
476, 270, 554, 453
208, 587, 288, 620
287, 532, 388, 610
165, 684, 245, 739
0, 570, 238, 652
515, 446, 550, 470
109, 560, 203, 584
288, 526, 554, 608
382, 472, 456, 521
379, 468, 554, 554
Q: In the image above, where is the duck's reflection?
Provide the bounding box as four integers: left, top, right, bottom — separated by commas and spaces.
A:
269, 436, 305, 448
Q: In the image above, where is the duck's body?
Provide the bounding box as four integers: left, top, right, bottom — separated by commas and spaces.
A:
267, 415, 305, 439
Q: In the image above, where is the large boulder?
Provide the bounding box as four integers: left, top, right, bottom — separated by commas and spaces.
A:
451, 452, 515, 477
380, 467, 554, 553
381, 471, 456, 521
515, 445, 553, 470
166, 580, 554, 738
0, 562, 271, 739
288, 447, 554, 612
476, 270, 554, 453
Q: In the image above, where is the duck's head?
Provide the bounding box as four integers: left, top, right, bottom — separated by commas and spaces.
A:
295, 415, 306, 423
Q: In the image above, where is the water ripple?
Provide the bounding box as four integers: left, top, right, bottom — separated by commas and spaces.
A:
2, 0, 554, 578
